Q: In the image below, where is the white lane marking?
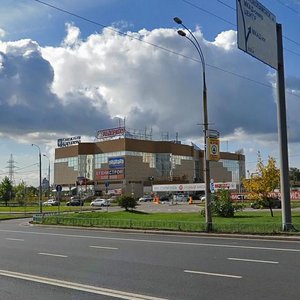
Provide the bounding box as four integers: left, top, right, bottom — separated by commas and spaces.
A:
184, 270, 242, 279
0, 270, 168, 300
228, 257, 279, 264
38, 253, 68, 258
89, 246, 118, 250
5, 238, 24, 241
0, 229, 300, 253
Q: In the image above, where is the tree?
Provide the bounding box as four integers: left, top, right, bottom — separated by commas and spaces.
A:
243, 156, 280, 217
0, 177, 14, 206
289, 167, 300, 186
118, 195, 137, 211
14, 181, 27, 206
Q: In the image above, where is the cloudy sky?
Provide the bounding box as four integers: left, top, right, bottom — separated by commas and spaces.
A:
0, 0, 300, 186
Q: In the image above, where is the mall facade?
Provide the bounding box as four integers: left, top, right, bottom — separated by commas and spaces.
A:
54, 130, 246, 197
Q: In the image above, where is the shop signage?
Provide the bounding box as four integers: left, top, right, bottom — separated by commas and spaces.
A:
96, 127, 125, 139
108, 157, 125, 169
57, 136, 81, 147
153, 182, 236, 192
95, 169, 124, 180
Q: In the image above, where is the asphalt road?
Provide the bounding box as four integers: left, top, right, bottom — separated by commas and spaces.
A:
0, 218, 300, 299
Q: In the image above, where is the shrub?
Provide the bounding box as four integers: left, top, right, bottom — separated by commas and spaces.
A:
117, 195, 137, 211
211, 189, 244, 217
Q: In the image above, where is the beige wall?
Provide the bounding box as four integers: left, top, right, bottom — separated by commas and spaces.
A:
54, 162, 78, 185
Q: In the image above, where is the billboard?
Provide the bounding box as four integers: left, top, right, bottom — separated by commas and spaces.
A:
237, 0, 277, 69
96, 127, 125, 139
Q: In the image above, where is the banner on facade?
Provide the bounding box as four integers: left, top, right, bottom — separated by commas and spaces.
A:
95, 169, 124, 180
108, 157, 125, 169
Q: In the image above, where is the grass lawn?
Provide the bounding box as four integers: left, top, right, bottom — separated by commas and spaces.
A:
0, 214, 30, 220
35, 209, 300, 234
0, 204, 96, 213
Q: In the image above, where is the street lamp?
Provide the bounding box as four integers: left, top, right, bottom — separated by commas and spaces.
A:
174, 17, 212, 231
43, 154, 51, 197
32, 144, 42, 214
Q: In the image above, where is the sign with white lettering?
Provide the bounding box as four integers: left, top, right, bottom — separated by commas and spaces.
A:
152, 182, 236, 192
108, 157, 125, 169
96, 127, 125, 139
95, 169, 124, 180
236, 0, 277, 69
57, 136, 81, 147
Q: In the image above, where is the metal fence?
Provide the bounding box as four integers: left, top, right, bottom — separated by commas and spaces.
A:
32, 215, 290, 234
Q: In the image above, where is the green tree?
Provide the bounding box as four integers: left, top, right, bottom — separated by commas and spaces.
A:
0, 177, 14, 206
118, 195, 137, 211
14, 181, 27, 206
243, 156, 280, 217
289, 167, 300, 186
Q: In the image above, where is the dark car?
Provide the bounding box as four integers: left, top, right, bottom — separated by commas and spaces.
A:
160, 195, 170, 202
251, 198, 281, 209
66, 199, 84, 206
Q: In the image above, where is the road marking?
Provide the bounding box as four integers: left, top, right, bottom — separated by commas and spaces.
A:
0, 270, 168, 300
184, 270, 242, 279
5, 238, 24, 241
89, 246, 118, 250
228, 257, 279, 264
38, 253, 68, 258
1, 229, 300, 253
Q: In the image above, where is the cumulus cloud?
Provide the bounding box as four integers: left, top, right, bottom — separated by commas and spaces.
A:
0, 23, 299, 149
0, 28, 5, 38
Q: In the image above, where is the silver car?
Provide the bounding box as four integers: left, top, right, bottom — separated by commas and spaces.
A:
90, 199, 110, 207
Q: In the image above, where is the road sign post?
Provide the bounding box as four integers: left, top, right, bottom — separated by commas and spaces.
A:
237, 0, 292, 230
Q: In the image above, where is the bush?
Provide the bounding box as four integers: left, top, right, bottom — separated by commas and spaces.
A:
211, 189, 244, 217
117, 195, 137, 211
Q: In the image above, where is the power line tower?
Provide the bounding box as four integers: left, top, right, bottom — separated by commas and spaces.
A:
6, 154, 17, 183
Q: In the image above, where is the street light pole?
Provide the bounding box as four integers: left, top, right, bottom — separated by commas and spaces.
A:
32, 144, 42, 214
43, 154, 51, 198
174, 17, 212, 231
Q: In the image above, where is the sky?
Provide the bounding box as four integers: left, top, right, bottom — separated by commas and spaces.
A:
0, 0, 300, 187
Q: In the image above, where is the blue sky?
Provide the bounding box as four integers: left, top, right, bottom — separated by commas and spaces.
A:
0, 0, 300, 186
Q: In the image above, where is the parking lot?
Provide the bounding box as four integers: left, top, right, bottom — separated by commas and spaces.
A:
136, 201, 202, 213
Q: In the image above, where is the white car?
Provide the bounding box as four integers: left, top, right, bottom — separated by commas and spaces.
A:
138, 195, 153, 202
90, 199, 110, 207
43, 199, 59, 206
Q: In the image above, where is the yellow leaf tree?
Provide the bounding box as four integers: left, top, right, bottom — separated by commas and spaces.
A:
243, 156, 280, 217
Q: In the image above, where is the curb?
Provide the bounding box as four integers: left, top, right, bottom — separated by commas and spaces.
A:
29, 221, 300, 242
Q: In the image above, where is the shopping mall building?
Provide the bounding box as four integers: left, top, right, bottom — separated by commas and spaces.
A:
54, 128, 245, 197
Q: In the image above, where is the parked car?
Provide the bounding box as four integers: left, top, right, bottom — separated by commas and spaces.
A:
160, 195, 170, 202
138, 195, 153, 202
173, 194, 189, 202
90, 199, 110, 207
43, 199, 59, 206
66, 199, 84, 206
